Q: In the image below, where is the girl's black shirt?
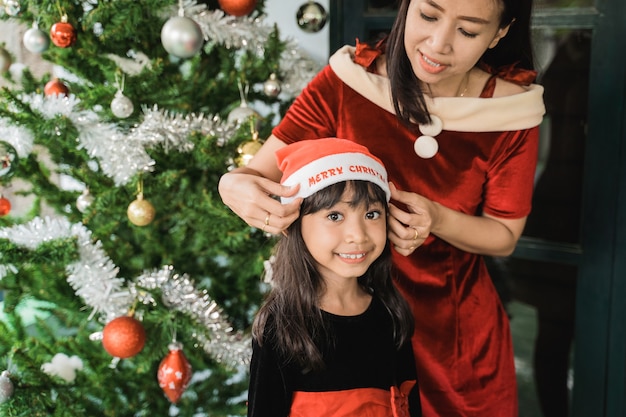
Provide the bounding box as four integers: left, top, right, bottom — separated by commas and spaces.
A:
247, 296, 421, 417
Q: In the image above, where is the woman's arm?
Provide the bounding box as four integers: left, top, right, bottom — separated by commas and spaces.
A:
388, 183, 526, 257
218, 135, 302, 234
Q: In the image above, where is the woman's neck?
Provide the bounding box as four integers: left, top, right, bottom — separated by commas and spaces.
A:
425, 68, 474, 98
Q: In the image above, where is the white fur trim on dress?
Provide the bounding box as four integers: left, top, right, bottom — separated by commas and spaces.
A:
329, 45, 545, 133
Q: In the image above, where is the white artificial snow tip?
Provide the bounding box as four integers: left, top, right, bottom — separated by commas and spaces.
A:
41, 353, 84, 383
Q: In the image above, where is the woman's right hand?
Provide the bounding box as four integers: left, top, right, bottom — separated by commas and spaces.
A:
218, 135, 302, 234
218, 170, 302, 234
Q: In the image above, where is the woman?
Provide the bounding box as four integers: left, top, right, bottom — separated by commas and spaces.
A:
220, 0, 544, 415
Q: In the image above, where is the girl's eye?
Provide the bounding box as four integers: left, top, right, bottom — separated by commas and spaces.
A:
327, 212, 344, 222
420, 12, 436, 22
366, 210, 382, 220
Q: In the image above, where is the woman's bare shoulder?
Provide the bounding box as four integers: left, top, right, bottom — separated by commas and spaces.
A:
493, 77, 528, 97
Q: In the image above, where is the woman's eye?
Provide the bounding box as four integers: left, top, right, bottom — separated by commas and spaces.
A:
420, 12, 437, 22
459, 28, 478, 38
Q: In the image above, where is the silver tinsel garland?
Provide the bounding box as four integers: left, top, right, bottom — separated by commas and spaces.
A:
181, 3, 320, 97
0, 217, 252, 367
18, 93, 155, 186
0, 117, 33, 158
1, 1, 320, 186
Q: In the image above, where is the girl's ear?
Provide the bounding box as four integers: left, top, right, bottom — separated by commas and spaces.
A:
489, 19, 514, 49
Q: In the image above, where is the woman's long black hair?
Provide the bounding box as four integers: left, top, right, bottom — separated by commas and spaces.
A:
385, 0, 535, 126
252, 180, 415, 371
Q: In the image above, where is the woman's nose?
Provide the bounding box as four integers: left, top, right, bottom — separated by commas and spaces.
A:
428, 23, 454, 54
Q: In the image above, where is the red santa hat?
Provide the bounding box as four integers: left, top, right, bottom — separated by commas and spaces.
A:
275, 138, 390, 203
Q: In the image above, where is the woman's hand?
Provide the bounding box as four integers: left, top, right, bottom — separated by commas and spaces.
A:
387, 182, 437, 256
388, 182, 528, 257
219, 135, 302, 234
218, 169, 302, 234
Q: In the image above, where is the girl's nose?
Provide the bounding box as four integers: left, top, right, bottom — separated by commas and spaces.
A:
344, 217, 368, 243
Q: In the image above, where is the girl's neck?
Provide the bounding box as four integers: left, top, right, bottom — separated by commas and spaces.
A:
319, 285, 372, 316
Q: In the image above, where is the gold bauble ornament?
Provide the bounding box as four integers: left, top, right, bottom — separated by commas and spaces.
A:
235, 139, 263, 167
235, 128, 263, 167
127, 193, 155, 226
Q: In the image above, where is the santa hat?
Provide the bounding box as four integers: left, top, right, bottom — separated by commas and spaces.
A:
275, 138, 390, 203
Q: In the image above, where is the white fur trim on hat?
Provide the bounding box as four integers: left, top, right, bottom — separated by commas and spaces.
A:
276, 138, 390, 204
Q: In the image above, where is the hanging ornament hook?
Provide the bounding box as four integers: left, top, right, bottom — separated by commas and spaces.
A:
115, 72, 125, 93
237, 79, 250, 107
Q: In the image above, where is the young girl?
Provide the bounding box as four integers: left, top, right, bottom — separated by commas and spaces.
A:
247, 138, 421, 417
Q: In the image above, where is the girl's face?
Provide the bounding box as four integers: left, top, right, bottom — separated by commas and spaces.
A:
301, 188, 387, 285
404, 0, 509, 95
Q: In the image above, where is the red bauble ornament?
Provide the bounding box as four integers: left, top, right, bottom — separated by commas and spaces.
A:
157, 342, 193, 403
218, 0, 257, 16
0, 197, 10, 216
50, 15, 77, 48
102, 316, 146, 359
44, 79, 69, 97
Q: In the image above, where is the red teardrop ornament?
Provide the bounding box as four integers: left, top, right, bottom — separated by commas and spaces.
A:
0, 197, 11, 216
157, 342, 193, 403
50, 17, 77, 48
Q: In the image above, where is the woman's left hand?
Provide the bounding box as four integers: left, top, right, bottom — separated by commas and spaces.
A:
387, 182, 436, 256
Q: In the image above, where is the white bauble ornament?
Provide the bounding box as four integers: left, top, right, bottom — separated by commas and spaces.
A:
110, 91, 134, 118
76, 189, 94, 213
0, 370, 14, 403
23, 25, 50, 54
160, 16, 204, 59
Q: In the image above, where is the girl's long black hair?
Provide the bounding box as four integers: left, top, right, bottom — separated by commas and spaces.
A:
385, 0, 535, 126
251, 180, 415, 371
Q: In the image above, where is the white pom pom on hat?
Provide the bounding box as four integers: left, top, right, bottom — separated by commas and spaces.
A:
275, 138, 390, 204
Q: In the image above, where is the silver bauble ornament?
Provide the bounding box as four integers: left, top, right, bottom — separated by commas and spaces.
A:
0, 47, 11, 72
160, 16, 204, 59
0, 370, 14, 403
0, 141, 18, 179
76, 189, 94, 213
263, 73, 282, 97
296, 1, 328, 33
23, 25, 50, 54
111, 91, 134, 118
227, 101, 260, 126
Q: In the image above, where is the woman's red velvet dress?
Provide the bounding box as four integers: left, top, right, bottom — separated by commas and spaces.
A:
272, 43, 545, 417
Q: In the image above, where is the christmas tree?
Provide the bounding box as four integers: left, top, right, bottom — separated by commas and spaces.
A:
0, 0, 318, 415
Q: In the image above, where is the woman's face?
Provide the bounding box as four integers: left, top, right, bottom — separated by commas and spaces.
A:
404, 0, 509, 95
